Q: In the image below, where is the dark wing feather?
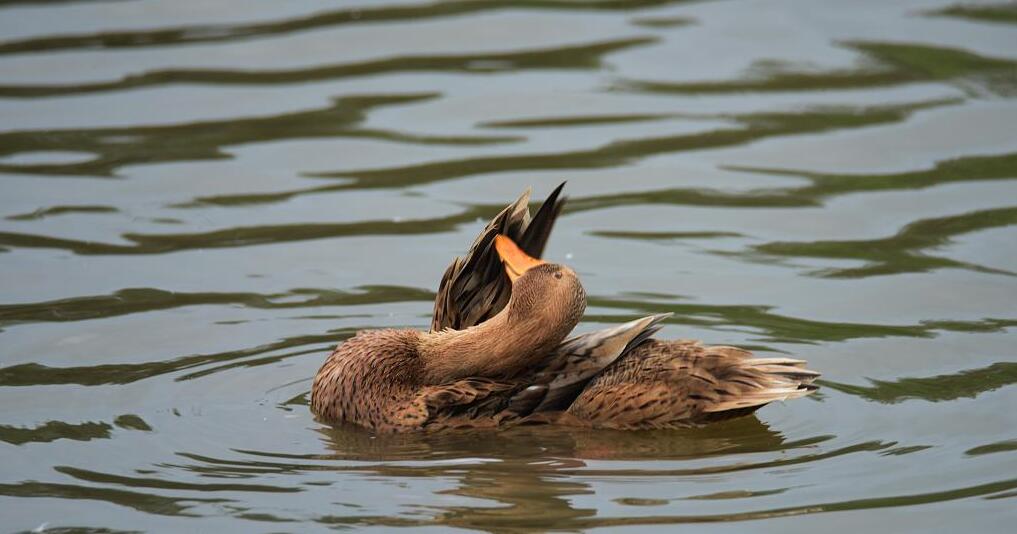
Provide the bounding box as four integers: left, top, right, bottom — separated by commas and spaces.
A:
430, 182, 566, 332
527, 313, 672, 411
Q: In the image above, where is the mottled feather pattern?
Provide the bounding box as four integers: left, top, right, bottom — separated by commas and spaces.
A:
311, 329, 534, 432
567, 339, 819, 429
310, 329, 424, 431
308, 311, 669, 432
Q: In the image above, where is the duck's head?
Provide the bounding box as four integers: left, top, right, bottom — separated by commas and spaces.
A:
419, 235, 587, 382
495, 235, 586, 345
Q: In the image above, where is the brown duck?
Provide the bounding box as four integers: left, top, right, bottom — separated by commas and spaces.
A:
311, 184, 818, 432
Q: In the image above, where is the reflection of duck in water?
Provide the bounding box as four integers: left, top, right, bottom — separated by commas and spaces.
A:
311, 184, 818, 432
316, 416, 788, 462
313, 417, 794, 531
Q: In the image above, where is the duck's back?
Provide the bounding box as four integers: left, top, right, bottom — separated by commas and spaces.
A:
566, 339, 818, 429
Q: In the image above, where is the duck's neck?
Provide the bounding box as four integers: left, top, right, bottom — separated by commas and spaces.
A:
418, 309, 560, 383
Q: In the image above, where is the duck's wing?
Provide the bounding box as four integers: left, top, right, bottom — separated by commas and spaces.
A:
566, 340, 819, 429
528, 313, 672, 412
430, 182, 566, 332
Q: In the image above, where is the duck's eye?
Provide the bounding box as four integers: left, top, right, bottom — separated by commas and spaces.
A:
554, 271, 563, 279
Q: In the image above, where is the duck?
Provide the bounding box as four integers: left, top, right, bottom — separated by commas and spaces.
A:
310, 183, 818, 432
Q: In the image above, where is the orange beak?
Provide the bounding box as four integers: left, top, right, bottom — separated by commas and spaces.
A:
494, 235, 546, 283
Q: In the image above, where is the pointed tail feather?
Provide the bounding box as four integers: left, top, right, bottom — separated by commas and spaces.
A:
742, 358, 821, 384
703, 357, 820, 414
518, 181, 566, 259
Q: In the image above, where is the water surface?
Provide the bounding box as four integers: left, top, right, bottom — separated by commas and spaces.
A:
1, 0, 1016, 531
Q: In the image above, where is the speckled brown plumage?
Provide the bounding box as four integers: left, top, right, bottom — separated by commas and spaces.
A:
310, 326, 544, 432
566, 339, 819, 429
308, 313, 674, 432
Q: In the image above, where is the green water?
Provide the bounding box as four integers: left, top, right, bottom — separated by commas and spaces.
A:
1, 0, 1016, 531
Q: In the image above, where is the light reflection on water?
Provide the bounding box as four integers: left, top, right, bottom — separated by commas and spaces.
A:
0, 0, 1015, 531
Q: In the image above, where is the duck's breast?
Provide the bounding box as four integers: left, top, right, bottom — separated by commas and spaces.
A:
310, 329, 423, 429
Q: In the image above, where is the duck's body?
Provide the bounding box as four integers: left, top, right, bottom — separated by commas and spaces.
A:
310, 184, 818, 432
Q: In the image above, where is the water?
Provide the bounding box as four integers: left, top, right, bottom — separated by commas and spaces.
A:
1, 0, 1015, 531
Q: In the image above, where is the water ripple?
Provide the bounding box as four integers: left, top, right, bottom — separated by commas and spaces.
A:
0, 37, 655, 98
0, 0, 684, 55
616, 41, 1017, 97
